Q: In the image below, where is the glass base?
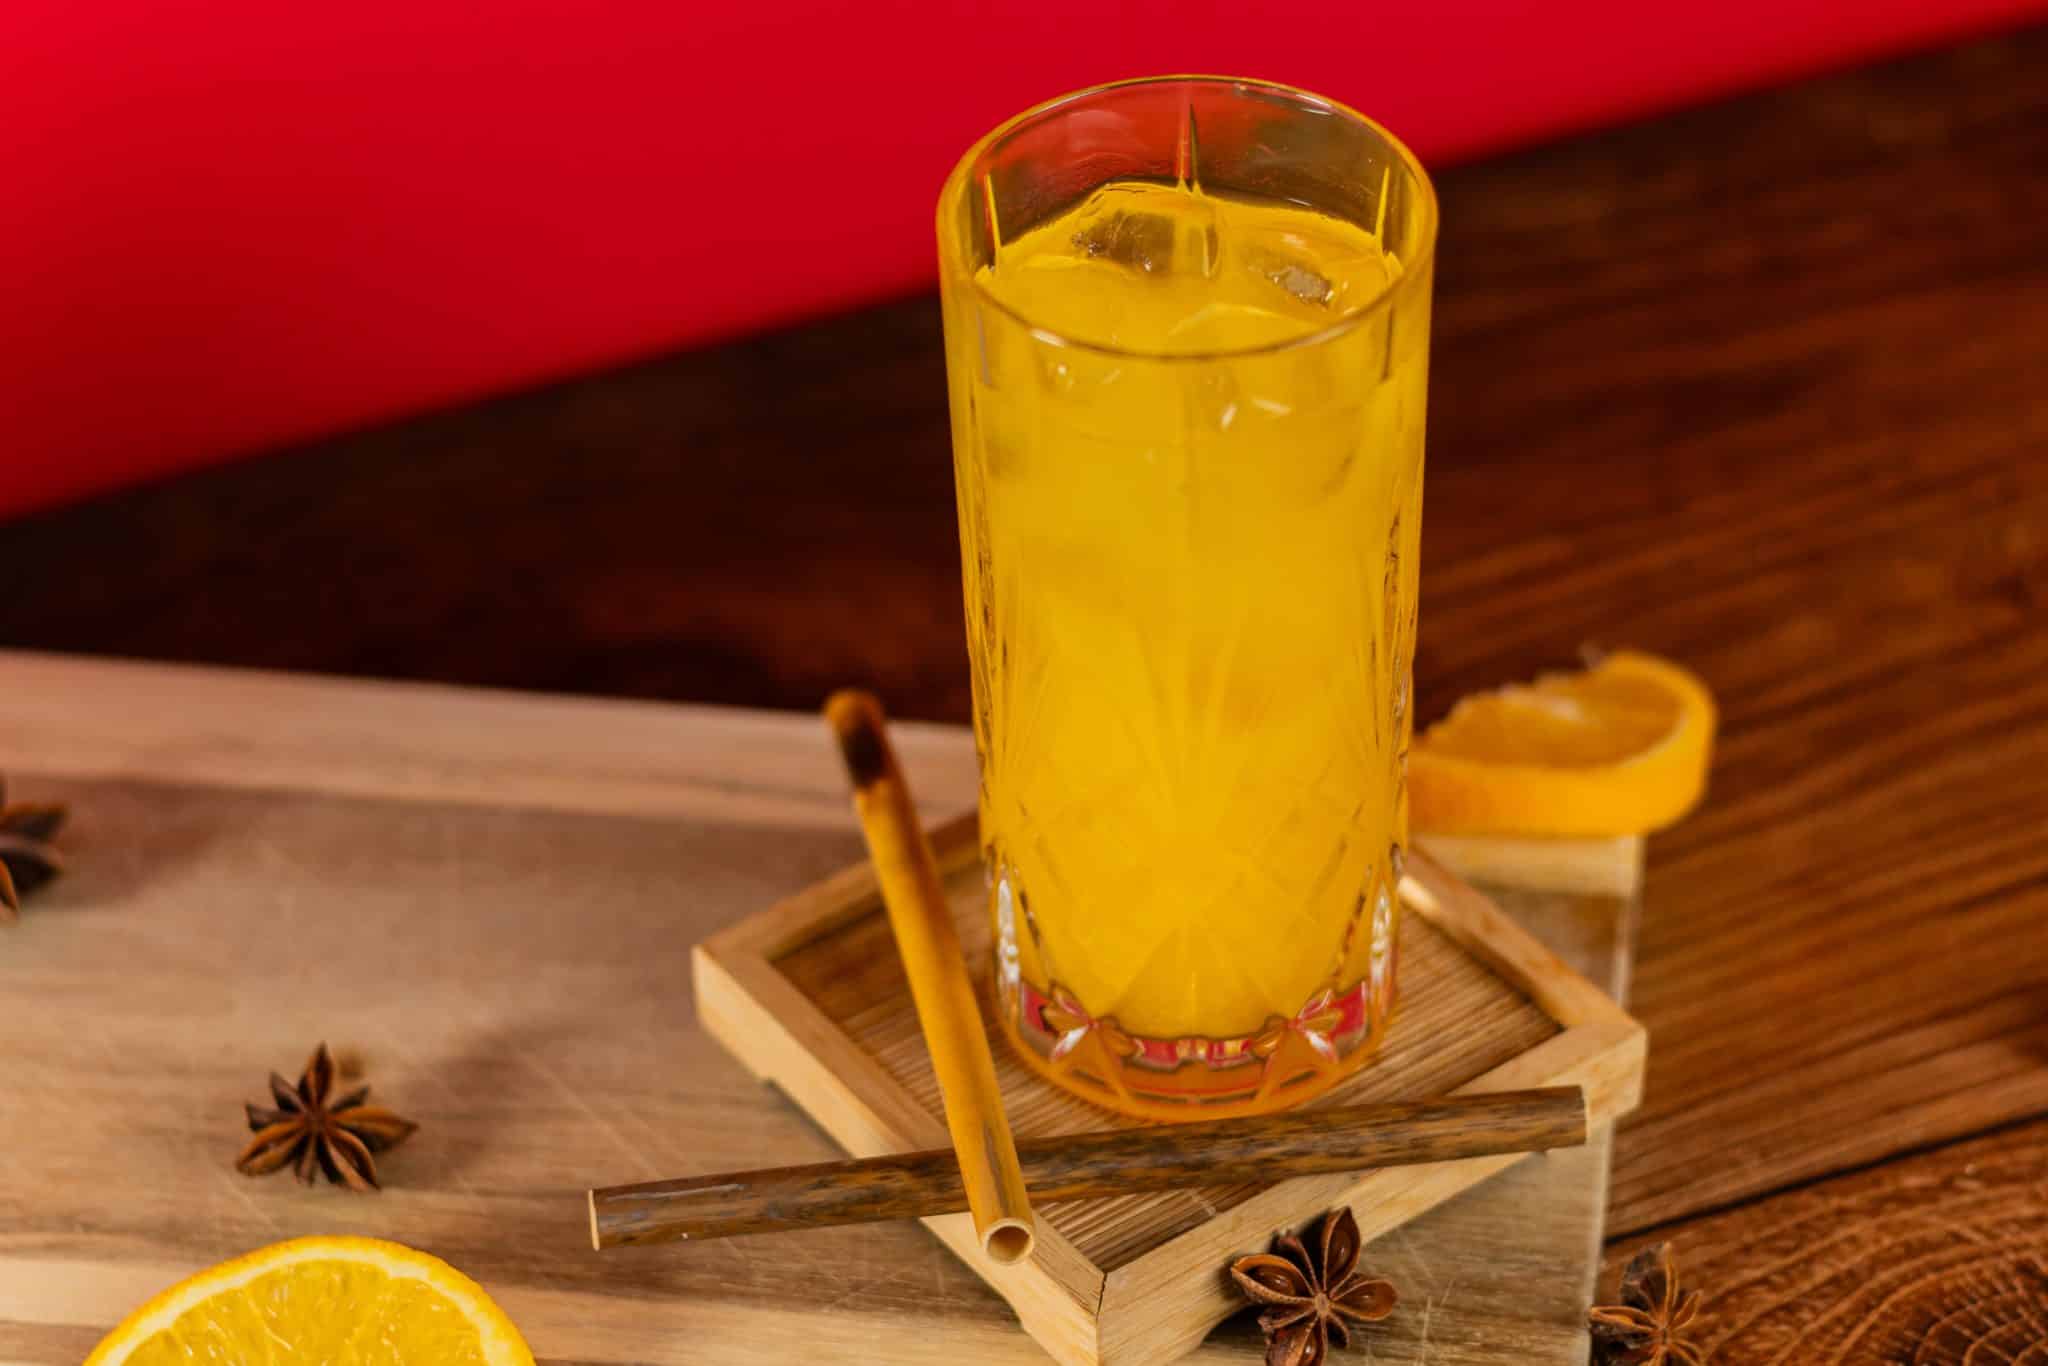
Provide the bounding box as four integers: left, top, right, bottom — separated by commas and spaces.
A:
993, 950, 1401, 1122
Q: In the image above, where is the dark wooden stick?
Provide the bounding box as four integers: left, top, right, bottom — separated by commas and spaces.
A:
589, 1085, 1586, 1250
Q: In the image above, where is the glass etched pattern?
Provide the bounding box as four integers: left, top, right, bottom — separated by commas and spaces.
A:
939, 79, 1435, 1118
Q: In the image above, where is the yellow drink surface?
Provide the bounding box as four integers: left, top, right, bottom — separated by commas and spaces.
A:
954, 178, 1426, 1053
981, 181, 1401, 354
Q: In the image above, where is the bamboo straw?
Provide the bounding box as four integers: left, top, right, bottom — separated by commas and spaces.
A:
819, 690, 1035, 1264
589, 1086, 1586, 1249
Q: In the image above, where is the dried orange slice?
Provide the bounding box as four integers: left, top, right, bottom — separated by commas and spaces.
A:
84, 1236, 535, 1365
1408, 650, 1715, 837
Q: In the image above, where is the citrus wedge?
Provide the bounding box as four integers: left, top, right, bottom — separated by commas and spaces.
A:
1408, 649, 1715, 837
84, 1236, 535, 1366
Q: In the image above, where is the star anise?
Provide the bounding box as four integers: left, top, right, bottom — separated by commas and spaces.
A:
1590, 1242, 1708, 1364
235, 1043, 417, 1191
0, 775, 68, 923
1230, 1207, 1397, 1366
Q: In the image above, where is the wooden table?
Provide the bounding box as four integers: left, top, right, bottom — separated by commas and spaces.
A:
0, 652, 1636, 1365
3, 26, 2046, 1358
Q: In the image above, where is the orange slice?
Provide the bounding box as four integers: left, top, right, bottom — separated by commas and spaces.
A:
1408, 650, 1715, 837
85, 1236, 535, 1365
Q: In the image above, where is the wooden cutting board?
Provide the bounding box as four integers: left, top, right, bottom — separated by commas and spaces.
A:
692, 818, 1644, 1365
0, 650, 1638, 1364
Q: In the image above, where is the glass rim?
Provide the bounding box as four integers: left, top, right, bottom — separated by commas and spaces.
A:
936, 74, 1440, 364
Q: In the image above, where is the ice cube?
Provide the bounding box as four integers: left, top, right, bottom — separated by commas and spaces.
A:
1248, 248, 1336, 308
1065, 184, 1218, 278
1071, 210, 1176, 274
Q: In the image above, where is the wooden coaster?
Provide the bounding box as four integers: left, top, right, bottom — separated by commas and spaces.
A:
695, 813, 1644, 1366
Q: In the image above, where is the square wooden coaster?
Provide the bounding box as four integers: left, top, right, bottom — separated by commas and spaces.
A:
694, 814, 1644, 1366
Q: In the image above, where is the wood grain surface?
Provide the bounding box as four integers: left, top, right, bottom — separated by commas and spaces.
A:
697, 819, 1644, 1365
4, 21, 2047, 1350
775, 877, 1569, 1249
1601, 1118, 2048, 1361
0, 654, 1637, 1365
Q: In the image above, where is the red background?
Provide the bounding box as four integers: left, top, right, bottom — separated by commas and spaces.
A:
5, 0, 2041, 520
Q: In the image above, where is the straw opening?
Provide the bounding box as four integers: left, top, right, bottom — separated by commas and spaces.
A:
984, 1221, 1036, 1265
